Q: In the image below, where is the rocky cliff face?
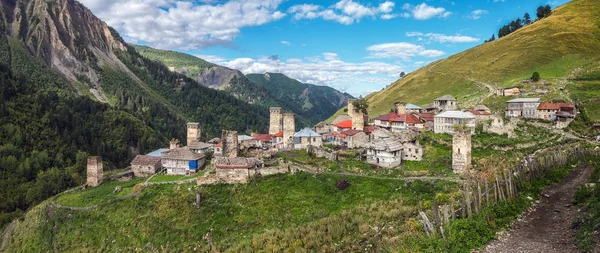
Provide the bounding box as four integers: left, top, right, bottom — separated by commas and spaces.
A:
0, 0, 131, 100
197, 65, 243, 90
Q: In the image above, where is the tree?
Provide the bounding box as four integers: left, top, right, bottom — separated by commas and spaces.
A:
537, 5, 552, 19
484, 34, 496, 43
399, 72, 406, 78
352, 98, 369, 115
531, 71, 541, 81
523, 13, 531, 25
536, 6, 545, 19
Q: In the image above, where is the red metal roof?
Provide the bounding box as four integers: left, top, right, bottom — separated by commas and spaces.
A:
253, 134, 272, 142
333, 119, 353, 128
327, 132, 347, 138
272, 131, 284, 137
341, 129, 362, 136
415, 113, 435, 122
538, 103, 574, 110
468, 110, 492, 115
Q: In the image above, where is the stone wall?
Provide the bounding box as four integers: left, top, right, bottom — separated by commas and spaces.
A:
87, 156, 103, 187
452, 126, 472, 173
132, 165, 159, 177
348, 132, 369, 149
482, 115, 516, 138
283, 113, 295, 149
222, 130, 239, 157
216, 168, 250, 183
269, 107, 283, 134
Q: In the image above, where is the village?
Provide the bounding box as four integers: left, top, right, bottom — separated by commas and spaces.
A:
84, 93, 577, 188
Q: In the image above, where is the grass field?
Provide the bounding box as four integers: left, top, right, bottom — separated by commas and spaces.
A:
3, 173, 455, 252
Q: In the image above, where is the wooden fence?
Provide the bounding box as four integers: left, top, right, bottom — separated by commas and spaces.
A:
419, 143, 596, 237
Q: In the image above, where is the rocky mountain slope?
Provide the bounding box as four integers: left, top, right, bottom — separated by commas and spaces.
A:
0, 0, 270, 227
329, 0, 600, 120
133, 45, 353, 125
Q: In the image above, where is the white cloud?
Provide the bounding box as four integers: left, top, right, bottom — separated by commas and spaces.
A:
469, 9, 489, 20
79, 0, 286, 50
402, 3, 451, 20
406, 32, 479, 43
281, 40, 291, 46
366, 42, 445, 60
194, 54, 226, 63
323, 52, 339, 61
206, 53, 404, 96
288, 0, 396, 25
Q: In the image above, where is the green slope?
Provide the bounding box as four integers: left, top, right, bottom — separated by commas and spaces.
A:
329, 0, 600, 120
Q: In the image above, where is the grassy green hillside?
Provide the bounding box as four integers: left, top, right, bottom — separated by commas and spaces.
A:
329, 0, 600, 120
133, 45, 214, 75
1, 173, 453, 252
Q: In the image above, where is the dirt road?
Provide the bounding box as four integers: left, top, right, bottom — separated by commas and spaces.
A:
479, 164, 593, 253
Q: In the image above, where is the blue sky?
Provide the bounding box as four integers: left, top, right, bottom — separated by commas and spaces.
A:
80, 0, 570, 96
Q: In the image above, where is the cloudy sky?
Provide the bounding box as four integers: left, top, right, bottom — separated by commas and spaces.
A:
79, 0, 569, 96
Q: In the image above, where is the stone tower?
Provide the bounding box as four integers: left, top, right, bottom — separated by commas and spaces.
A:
283, 113, 295, 149
87, 156, 103, 187
269, 107, 283, 135
347, 99, 356, 117
395, 102, 406, 115
187, 122, 201, 146
452, 125, 472, 173
222, 130, 239, 158
352, 111, 364, 131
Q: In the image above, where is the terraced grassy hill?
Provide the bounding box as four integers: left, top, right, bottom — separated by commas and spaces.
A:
329, 0, 600, 120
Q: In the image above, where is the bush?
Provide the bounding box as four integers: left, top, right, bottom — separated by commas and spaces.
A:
336, 179, 350, 190
531, 71, 540, 81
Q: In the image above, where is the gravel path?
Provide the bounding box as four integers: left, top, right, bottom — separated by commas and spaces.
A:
478, 164, 593, 253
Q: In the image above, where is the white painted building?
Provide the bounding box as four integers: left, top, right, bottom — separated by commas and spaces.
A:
433, 111, 476, 134
505, 98, 541, 118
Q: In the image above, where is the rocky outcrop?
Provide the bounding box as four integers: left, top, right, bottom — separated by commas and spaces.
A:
196, 66, 243, 90
0, 0, 132, 100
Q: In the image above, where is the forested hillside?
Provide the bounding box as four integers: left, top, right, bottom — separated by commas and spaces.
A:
0, 0, 272, 228
133, 45, 352, 125
247, 72, 353, 123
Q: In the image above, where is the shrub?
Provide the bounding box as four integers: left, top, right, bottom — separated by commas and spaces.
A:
336, 179, 350, 190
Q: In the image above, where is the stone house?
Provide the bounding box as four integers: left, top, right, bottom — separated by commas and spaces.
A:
369, 128, 393, 141
365, 138, 403, 168
497, 87, 521, 96
537, 103, 576, 120
326, 132, 346, 146
374, 113, 421, 132
238, 135, 258, 148
469, 110, 493, 121
433, 111, 476, 134
331, 114, 352, 125
401, 141, 423, 161
252, 134, 273, 148
473, 105, 491, 112
314, 121, 331, 135
414, 113, 435, 129
215, 157, 262, 183
294, 128, 322, 149
433, 95, 457, 111
341, 130, 369, 149
332, 119, 353, 132
505, 98, 541, 118
406, 103, 424, 114
272, 131, 284, 149
131, 155, 162, 177
162, 147, 206, 175
188, 141, 213, 154
556, 111, 576, 129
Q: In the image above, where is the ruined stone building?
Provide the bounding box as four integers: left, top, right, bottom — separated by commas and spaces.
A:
341, 130, 369, 149
505, 98, 541, 118
365, 138, 403, 168
222, 130, 239, 157
294, 128, 322, 149
215, 157, 263, 183
238, 135, 258, 148
433, 95, 457, 112
131, 155, 162, 177
87, 156, 103, 187
401, 141, 423, 161
452, 125, 472, 173
433, 111, 476, 134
